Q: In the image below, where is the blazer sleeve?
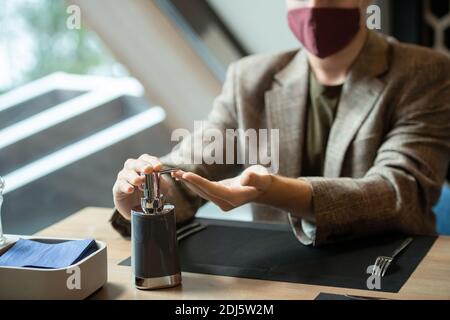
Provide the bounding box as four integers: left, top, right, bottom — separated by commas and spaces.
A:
110, 63, 241, 236
300, 74, 450, 246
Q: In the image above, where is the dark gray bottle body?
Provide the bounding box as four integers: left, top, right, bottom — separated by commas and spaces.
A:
131, 205, 181, 289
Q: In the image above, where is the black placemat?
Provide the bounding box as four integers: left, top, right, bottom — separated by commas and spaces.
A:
119, 219, 437, 293
314, 293, 392, 300
315, 293, 355, 300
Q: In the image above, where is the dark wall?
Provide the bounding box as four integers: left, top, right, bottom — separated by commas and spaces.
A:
391, 0, 450, 49
391, 0, 423, 44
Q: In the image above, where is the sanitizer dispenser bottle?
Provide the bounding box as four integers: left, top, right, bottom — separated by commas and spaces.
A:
131, 169, 181, 290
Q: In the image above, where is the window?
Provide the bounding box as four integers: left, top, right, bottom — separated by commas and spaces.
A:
0, 0, 169, 234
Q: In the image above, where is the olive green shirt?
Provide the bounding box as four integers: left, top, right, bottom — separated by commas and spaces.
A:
302, 72, 343, 177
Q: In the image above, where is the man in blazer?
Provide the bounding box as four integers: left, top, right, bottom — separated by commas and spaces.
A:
111, 0, 450, 246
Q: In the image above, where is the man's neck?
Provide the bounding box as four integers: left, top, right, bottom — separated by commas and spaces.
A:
308, 28, 369, 86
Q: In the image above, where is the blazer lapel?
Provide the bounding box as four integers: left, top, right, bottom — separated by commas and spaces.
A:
265, 50, 309, 178
324, 77, 385, 177
324, 31, 390, 178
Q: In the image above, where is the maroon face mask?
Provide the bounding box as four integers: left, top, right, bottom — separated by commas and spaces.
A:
288, 7, 361, 59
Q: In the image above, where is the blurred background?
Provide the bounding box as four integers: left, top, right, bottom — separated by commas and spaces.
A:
0, 0, 449, 235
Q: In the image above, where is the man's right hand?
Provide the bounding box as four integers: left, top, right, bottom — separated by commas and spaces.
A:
112, 154, 167, 219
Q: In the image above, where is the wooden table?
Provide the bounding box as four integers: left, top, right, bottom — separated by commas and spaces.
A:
36, 207, 450, 300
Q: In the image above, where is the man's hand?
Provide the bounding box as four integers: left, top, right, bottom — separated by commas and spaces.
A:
172, 165, 273, 211
113, 154, 167, 219
173, 165, 314, 221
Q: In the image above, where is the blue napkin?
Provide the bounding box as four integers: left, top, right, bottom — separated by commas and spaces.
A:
0, 238, 98, 269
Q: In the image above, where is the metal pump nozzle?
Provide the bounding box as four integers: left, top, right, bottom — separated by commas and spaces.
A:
141, 169, 178, 214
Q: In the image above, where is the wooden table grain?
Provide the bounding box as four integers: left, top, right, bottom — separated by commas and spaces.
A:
36, 207, 450, 300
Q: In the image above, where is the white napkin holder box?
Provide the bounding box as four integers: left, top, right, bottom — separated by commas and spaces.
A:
0, 235, 107, 300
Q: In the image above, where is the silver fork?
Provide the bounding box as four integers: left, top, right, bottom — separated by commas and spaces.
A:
372, 237, 413, 277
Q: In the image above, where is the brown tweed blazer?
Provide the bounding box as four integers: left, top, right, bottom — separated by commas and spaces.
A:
111, 31, 450, 246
